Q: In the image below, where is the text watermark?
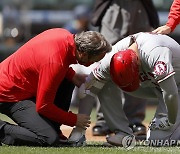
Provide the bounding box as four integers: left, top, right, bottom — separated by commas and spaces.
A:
122, 135, 180, 150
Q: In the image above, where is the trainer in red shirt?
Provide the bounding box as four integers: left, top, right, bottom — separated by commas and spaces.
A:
0, 28, 111, 128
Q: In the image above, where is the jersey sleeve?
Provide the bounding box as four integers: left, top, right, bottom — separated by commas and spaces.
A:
36, 62, 77, 127
150, 47, 175, 83
93, 52, 113, 82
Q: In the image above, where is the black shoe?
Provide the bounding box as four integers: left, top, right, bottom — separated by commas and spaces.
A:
130, 123, 146, 141
92, 123, 112, 136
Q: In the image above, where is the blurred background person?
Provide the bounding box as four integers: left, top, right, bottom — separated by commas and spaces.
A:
90, 0, 159, 140
64, 4, 90, 34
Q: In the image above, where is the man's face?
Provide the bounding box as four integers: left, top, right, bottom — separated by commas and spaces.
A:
76, 50, 106, 66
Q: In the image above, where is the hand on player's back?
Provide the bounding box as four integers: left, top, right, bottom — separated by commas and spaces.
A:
152, 25, 172, 34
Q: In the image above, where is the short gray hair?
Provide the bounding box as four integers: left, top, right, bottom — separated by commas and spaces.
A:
74, 31, 112, 55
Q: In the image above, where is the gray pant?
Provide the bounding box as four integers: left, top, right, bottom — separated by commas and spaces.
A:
98, 81, 180, 141
97, 81, 133, 135
96, 0, 152, 126
0, 79, 75, 146
0, 100, 59, 146
125, 85, 180, 141
147, 88, 180, 141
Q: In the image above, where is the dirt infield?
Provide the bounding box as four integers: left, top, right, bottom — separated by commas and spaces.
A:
61, 123, 149, 142
61, 123, 106, 142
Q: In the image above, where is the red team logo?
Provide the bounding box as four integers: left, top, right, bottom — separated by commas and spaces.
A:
154, 61, 167, 75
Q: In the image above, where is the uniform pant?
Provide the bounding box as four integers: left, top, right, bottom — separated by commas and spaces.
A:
96, 94, 146, 126
0, 79, 75, 146
127, 85, 180, 142
146, 87, 180, 142
97, 81, 180, 143
97, 81, 133, 135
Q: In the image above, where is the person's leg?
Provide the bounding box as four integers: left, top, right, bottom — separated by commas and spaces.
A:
93, 92, 147, 137
148, 87, 180, 144
92, 98, 112, 136
169, 87, 180, 141
68, 95, 96, 146
98, 81, 133, 146
123, 93, 147, 137
147, 88, 179, 146
0, 100, 59, 146
98, 82, 132, 134
0, 79, 75, 146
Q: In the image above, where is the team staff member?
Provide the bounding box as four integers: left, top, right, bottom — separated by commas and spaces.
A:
78, 32, 180, 146
153, 0, 180, 34
0, 28, 111, 146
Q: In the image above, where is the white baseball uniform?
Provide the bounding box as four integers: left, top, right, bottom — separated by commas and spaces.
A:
81, 32, 180, 142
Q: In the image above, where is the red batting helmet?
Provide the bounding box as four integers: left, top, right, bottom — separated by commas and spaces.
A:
110, 49, 140, 92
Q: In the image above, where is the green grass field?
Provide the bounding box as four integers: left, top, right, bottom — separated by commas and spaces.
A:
1, 105, 180, 154
1, 145, 180, 154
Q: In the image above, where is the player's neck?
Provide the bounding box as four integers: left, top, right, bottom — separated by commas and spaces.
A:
128, 42, 141, 66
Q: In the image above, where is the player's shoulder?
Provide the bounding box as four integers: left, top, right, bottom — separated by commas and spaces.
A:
112, 37, 131, 52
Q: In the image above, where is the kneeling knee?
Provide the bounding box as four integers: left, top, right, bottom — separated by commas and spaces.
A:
38, 132, 59, 146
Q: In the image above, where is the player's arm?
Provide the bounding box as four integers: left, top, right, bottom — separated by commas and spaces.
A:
158, 75, 179, 124
66, 67, 87, 87
78, 71, 107, 99
78, 53, 113, 98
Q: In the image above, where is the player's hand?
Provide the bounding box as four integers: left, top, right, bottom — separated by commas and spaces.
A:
76, 114, 91, 129
149, 117, 173, 131
152, 25, 172, 35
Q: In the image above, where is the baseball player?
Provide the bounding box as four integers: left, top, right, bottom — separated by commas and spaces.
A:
69, 32, 180, 146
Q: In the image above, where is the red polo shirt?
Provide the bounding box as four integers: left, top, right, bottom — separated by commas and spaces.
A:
0, 28, 77, 126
